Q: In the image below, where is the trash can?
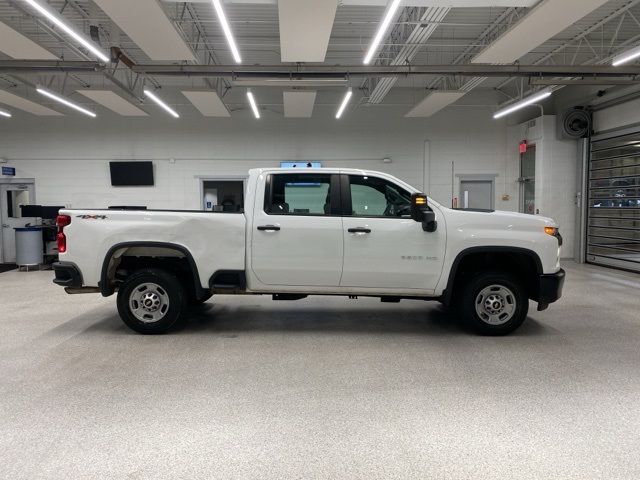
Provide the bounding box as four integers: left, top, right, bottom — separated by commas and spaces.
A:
15, 227, 43, 268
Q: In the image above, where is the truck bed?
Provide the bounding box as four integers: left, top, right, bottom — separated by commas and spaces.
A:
59, 208, 246, 289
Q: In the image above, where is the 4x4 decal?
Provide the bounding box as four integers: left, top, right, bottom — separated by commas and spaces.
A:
76, 214, 107, 220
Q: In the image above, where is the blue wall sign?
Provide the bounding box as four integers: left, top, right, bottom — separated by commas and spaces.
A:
1, 166, 15, 176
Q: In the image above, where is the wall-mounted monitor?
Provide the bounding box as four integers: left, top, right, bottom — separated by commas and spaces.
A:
109, 161, 154, 186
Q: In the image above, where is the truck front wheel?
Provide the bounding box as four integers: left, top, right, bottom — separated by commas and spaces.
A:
458, 271, 529, 335
117, 268, 188, 334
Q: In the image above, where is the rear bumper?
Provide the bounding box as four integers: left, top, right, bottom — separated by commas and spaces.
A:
536, 268, 565, 310
53, 261, 83, 288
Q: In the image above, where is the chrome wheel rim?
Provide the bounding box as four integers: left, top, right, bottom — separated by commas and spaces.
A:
474, 284, 516, 325
129, 282, 170, 323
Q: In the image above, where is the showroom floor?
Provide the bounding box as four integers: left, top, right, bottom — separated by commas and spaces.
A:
1, 261, 639, 480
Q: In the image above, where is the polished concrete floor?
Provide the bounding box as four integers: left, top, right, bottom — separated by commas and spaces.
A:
1, 261, 639, 480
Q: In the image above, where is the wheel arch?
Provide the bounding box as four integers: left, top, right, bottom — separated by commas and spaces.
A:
443, 246, 543, 306
100, 241, 205, 299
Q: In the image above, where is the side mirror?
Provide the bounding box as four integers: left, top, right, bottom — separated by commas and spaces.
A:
411, 193, 437, 232
410, 193, 428, 222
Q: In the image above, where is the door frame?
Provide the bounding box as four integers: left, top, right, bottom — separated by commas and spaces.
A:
0, 178, 36, 264
455, 174, 497, 210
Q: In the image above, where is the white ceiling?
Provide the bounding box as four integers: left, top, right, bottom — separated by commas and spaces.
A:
278, 0, 338, 62
182, 90, 231, 116
0, 20, 56, 59
76, 90, 149, 116
0, 0, 638, 119
92, 0, 196, 61
283, 91, 317, 117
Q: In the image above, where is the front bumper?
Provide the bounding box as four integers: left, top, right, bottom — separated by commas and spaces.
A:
53, 261, 83, 288
535, 268, 565, 310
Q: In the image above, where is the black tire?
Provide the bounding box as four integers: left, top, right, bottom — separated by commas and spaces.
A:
458, 271, 529, 336
117, 268, 188, 334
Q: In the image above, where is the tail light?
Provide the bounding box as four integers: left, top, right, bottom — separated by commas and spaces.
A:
56, 215, 71, 253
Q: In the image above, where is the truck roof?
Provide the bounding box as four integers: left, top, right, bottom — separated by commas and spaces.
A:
249, 167, 418, 184
248, 167, 423, 198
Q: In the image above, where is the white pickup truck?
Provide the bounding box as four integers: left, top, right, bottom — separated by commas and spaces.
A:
53, 168, 564, 335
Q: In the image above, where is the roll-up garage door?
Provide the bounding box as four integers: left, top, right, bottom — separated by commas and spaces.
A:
588, 132, 640, 272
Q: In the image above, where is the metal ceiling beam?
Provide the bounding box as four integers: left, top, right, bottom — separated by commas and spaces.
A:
0, 60, 103, 72
3, 61, 638, 80
529, 78, 639, 85
129, 64, 640, 78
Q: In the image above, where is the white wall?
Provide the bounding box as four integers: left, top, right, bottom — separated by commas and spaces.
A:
0, 99, 583, 259
593, 96, 640, 133
0, 102, 514, 211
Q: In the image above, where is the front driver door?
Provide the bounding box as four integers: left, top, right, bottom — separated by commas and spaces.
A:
340, 174, 446, 293
251, 172, 344, 287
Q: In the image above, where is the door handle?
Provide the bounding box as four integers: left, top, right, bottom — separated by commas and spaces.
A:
347, 227, 371, 234
257, 225, 281, 232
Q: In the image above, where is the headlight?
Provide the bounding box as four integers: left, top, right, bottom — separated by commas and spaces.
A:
544, 226, 563, 246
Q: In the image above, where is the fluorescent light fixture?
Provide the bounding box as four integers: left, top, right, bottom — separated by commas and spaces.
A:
493, 88, 552, 119
21, 0, 109, 62
0, 108, 11, 118
612, 44, 640, 66
211, 0, 241, 63
335, 88, 353, 119
36, 88, 96, 117
247, 90, 260, 119
144, 89, 179, 118
363, 0, 402, 65
0, 90, 62, 115
233, 78, 347, 88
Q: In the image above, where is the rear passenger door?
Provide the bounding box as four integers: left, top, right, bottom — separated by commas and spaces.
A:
340, 174, 446, 293
251, 173, 344, 287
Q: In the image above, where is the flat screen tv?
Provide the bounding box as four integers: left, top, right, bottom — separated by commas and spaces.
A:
110, 161, 154, 186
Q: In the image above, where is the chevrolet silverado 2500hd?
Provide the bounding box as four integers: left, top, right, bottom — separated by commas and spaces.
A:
52, 168, 564, 335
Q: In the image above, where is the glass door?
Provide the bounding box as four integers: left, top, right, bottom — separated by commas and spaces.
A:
519, 145, 536, 214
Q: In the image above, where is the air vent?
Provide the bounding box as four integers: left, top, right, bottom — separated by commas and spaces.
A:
559, 107, 592, 139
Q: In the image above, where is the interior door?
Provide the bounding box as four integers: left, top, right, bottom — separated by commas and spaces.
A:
251, 173, 344, 287
340, 174, 446, 292
460, 180, 493, 210
0, 182, 36, 263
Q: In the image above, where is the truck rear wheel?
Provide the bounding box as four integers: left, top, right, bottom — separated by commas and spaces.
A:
117, 268, 187, 334
458, 271, 528, 335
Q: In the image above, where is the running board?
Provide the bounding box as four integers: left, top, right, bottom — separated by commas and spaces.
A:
272, 294, 308, 301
